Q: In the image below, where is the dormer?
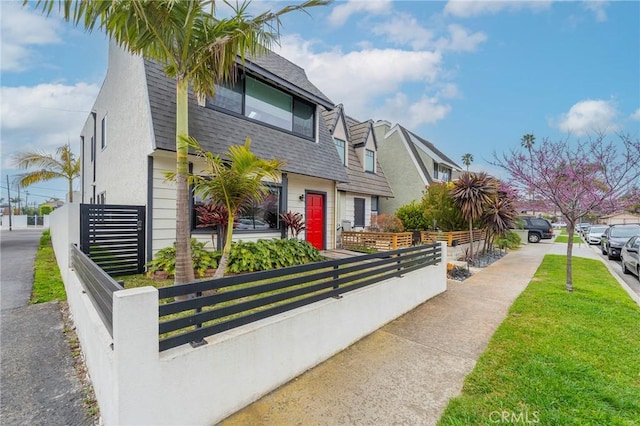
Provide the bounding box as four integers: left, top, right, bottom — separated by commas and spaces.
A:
322, 104, 349, 167
348, 119, 377, 174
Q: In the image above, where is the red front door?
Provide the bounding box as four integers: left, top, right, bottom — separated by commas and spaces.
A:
305, 193, 324, 250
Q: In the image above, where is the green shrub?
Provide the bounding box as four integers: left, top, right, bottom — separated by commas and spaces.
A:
495, 230, 521, 249
396, 201, 430, 230
146, 239, 219, 278
227, 239, 322, 273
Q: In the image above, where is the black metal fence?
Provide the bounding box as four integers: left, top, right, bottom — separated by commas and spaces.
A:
80, 204, 146, 276
71, 244, 124, 336
157, 244, 441, 352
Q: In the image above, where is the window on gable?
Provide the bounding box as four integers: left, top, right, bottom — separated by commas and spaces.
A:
434, 163, 452, 182
209, 75, 315, 139
334, 138, 346, 165
101, 115, 107, 149
365, 149, 375, 173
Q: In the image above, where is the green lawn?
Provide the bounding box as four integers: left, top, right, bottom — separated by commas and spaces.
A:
439, 255, 640, 425
31, 230, 67, 303
554, 234, 583, 243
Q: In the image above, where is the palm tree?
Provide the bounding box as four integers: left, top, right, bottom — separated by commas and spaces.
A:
520, 133, 536, 209
188, 136, 283, 279
450, 172, 497, 261
461, 153, 473, 171
31, 0, 329, 285
11, 144, 80, 202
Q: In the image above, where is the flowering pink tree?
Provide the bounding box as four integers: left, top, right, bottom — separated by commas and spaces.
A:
494, 133, 640, 292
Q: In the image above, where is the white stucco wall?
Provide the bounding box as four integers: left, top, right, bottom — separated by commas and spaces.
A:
80, 42, 153, 205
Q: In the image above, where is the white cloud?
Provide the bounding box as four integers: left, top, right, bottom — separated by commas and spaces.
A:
1, 83, 99, 169
372, 14, 487, 52
444, 0, 552, 18
373, 93, 451, 128
275, 35, 444, 122
0, 2, 63, 72
631, 108, 640, 121
327, 0, 392, 26
554, 99, 619, 136
583, 0, 608, 22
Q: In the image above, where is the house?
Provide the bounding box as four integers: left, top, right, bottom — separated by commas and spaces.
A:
321, 104, 394, 233
372, 121, 463, 215
80, 42, 348, 259
599, 212, 640, 225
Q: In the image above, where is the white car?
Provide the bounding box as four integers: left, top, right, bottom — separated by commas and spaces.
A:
586, 225, 608, 245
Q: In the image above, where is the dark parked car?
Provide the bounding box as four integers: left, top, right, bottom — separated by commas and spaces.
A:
621, 236, 640, 279
521, 217, 554, 243
601, 224, 640, 260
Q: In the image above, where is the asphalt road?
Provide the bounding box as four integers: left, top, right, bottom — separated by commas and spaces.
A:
1, 229, 93, 425
577, 238, 640, 298
1, 228, 42, 310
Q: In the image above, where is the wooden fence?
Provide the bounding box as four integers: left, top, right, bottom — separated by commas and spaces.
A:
341, 231, 413, 251
421, 229, 484, 246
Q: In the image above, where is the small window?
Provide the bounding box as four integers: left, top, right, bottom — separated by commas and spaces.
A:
434, 163, 451, 182
365, 149, 375, 172
371, 196, 379, 213
334, 138, 346, 165
90, 136, 95, 162
101, 115, 107, 149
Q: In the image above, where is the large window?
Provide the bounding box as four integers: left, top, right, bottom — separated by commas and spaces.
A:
334, 138, 346, 165
209, 75, 315, 139
365, 149, 375, 172
192, 185, 282, 232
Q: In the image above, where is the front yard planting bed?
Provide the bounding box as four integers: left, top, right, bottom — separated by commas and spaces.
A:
439, 255, 640, 425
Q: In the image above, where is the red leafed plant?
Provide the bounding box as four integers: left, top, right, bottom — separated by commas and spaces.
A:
195, 203, 231, 250
280, 211, 305, 239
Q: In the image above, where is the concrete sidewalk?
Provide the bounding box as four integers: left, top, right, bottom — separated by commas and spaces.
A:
222, 241, 556, 425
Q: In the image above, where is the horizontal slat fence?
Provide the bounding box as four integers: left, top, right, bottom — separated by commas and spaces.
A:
157, 244, 441, 352
70, 244, 124, 336
341, 231, 413, 251
421, 229, 484, 246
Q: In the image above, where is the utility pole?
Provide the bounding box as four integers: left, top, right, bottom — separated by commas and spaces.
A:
6, 175, 12, 231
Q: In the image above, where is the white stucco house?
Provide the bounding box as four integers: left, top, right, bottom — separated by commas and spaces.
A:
79, 42, 349, 260
321, 104, 394, 232
372, 121, 463, 215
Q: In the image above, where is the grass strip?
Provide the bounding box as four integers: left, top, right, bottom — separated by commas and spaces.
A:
439, 255, 640, 425
554, 235, 583, 243
31, 230, 67, 303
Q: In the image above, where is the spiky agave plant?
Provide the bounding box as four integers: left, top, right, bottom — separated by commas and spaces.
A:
450, 172, 497, 260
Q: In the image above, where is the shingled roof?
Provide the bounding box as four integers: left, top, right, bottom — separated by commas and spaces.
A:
321, 106, 393, 198
144, 59, 348, 183
402, 127, 461, 170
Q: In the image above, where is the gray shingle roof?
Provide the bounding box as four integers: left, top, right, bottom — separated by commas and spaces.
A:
400, 127, 434, 185
322, 106, 393, 197
402, 127, 461, 170
244, 51, 333, 108
144, 60, 348, 183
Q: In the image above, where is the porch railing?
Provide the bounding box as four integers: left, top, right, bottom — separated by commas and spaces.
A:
341, 231, 413, 251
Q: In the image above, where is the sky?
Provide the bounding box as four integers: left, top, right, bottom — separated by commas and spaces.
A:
1, 0, 639, 206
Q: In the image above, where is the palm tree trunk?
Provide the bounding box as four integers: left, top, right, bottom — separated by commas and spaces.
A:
68, 177, 73, 203
213, 209, 236, 279
174, 77, 195, 285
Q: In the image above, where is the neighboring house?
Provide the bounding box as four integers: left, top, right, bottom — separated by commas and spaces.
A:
599, 212, 640, 225
322, 105, 394, 234
80, 42, 348, 259
372, 121, 462, 215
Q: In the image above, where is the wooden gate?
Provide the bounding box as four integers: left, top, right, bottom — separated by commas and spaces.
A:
80, 204, 146, 276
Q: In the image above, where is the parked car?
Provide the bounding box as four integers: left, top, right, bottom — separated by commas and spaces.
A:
601, 224, 640, 260
586, 225, 609, 245
621, 235, 640, 279
521, 217, 554, 243
578, 222, 591, 237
